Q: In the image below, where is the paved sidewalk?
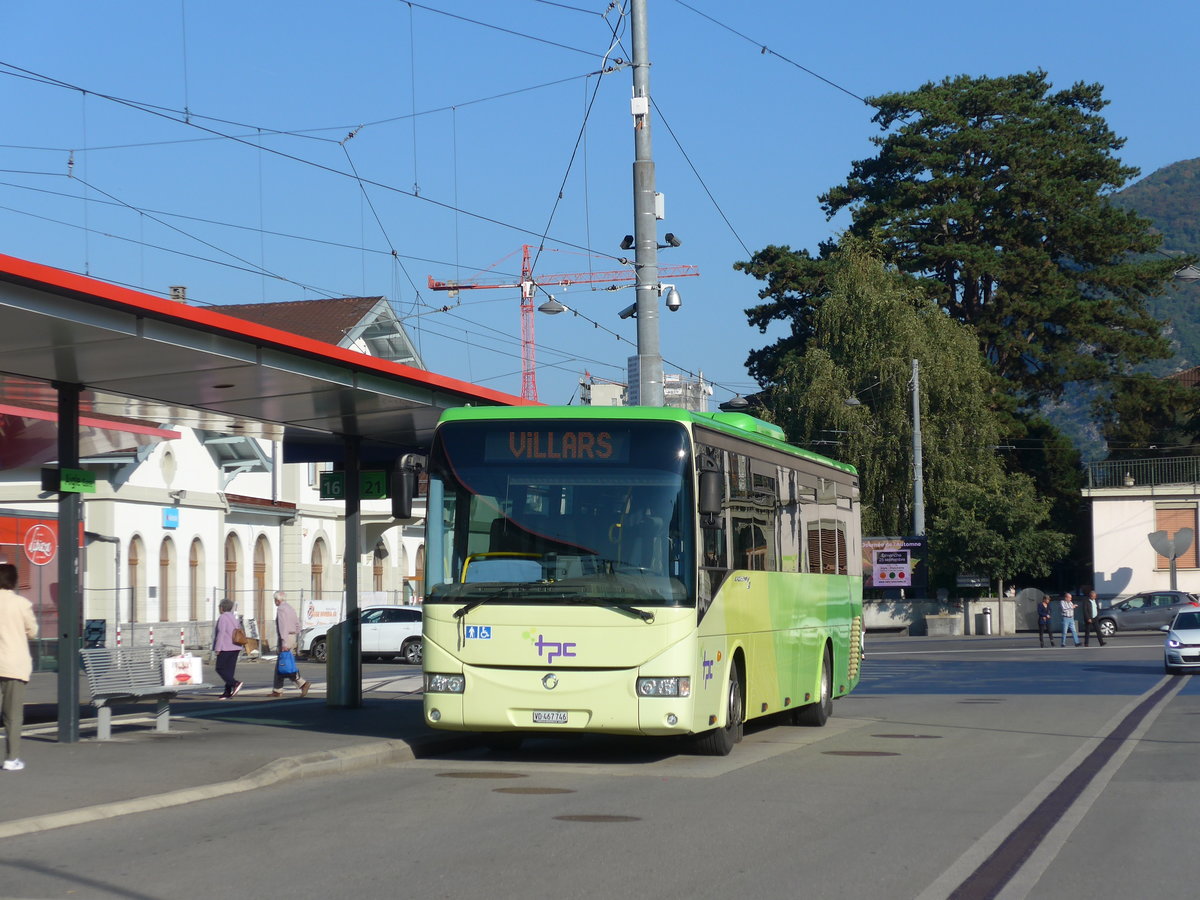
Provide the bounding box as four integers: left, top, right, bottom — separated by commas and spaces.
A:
0, 664, 473, 838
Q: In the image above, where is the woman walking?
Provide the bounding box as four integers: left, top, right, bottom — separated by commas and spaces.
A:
0, 563, 37, 771
212, 599, 243, 699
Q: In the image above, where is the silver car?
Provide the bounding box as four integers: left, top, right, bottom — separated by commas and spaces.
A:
1163, 608, 1200, 674
1096, 591, 1200, 637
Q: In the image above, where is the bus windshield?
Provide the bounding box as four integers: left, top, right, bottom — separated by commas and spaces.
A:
426, 419, 695, 607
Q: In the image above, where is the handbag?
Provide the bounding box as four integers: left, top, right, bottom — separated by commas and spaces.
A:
232, 627, 248, 646
277, 649, 298, 675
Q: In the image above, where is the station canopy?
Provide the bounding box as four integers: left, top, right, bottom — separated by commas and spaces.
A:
0, 254, 530, 465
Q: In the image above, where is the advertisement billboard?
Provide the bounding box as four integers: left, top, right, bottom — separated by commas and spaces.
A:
863, 536, 928, 597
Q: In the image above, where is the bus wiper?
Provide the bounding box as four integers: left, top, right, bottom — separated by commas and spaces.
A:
565, 596, 655, 623
452, 582, 533, 621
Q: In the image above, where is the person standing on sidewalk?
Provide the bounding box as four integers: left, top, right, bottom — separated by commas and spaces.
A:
0, 563, 37, 771
212, 598, 243, 699
1082, 588, 1107, 647
1036, 595, 1054, 647
271, 591, 310, 698
1060, 591, 1081, 647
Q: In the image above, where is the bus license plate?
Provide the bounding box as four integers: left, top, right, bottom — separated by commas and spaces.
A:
533, 710, 567, 724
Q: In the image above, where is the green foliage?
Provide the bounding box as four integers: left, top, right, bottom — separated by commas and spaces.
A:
929, 470, 1071, 584
1096, 373, 1200, 460
815, 70, 1181, 403
733, 239, 839, 386
760, 240, 1071, 585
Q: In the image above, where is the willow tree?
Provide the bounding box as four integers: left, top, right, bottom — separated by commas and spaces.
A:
764, 240, 1069, 587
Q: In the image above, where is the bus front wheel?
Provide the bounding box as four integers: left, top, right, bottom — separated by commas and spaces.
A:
695, 664, 743, 756
794, 646, 833, 727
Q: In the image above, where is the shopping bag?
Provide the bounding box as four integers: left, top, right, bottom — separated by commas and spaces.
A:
277, 650, 298, 675
163, 653, 203, 686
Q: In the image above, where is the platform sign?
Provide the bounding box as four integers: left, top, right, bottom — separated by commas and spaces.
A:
40, 467, 96, 493
319, 470, 388, 500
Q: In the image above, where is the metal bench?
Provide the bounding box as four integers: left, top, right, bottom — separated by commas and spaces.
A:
78, 647, 202, 740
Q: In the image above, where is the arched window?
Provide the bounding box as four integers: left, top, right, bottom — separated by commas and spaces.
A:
159, 537, 175, 621
253, 535, 271, 636
311, 538, 326, 600
373, 540, 386, 592
189, 539, 205, 621
129, 536, 145, 623
224, 533, 241, 609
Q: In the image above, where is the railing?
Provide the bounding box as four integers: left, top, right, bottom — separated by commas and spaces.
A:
1087, 456, 1200, 489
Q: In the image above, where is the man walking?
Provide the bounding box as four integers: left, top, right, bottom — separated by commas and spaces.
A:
1082, 588, 1107, 647
1060, 592, 1081, 647
271, 591, 311, 698
0, 563, 38, 771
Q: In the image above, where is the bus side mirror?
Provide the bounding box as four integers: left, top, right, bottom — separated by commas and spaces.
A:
391, 453, 425, 520
699, 469, 722, 529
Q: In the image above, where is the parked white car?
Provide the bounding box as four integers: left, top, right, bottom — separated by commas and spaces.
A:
300, 605, 422, 665
1162, 608, 1200, 675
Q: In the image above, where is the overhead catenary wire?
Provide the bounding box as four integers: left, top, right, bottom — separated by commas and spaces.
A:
0, 1, 833, 399
668, 0, 871, 105
0, 61, 628, 266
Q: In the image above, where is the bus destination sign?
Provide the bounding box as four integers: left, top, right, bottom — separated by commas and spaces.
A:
486, 429, 630, 463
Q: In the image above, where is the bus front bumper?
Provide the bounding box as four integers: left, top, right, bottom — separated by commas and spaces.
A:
424, 665, 696, 736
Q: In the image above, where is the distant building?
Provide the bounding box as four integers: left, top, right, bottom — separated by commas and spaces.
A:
663, 372, 712, 413
580, 373, 627, 407
584, 368, 711, 411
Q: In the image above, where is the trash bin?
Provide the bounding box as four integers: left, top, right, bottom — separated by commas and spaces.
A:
83, 619, 107, 648
324, 620, 363, 708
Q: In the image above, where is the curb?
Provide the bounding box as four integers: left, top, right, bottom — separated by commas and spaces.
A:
0, 732, 477, 840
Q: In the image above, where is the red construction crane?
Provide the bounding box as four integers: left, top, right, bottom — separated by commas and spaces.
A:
428, 244, 698, 402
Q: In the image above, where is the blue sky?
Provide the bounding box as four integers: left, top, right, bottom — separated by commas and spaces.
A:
2, 1, 1196, 407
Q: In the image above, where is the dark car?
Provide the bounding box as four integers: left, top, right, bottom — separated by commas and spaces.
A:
1097, 590, 1200, 637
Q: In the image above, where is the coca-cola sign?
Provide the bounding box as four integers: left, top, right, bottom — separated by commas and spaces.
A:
23, 523, 56, 566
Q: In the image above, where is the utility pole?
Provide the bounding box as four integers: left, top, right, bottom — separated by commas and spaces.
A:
911, 358, 926, 536
630, 0, 663, 406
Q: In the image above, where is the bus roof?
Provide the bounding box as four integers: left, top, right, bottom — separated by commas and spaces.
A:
436, 405, 857, 475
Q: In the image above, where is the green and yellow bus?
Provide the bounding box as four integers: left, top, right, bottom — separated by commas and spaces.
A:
420, 405, 863, 755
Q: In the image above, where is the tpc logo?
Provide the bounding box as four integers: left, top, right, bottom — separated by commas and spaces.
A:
533, 633, 577, 664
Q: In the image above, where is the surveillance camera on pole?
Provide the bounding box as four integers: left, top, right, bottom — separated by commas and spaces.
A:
662, 284, 681, 312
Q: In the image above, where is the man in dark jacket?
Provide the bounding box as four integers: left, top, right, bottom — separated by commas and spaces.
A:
1036, 595, 1054, 647
1082, 588, 1107, 647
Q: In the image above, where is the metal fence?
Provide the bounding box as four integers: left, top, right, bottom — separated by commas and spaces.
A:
1087, 456, 1200, 489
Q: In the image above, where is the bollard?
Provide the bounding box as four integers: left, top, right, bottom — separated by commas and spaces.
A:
982, 606, 993, 636
180, 627, 186, 654
116, 624, 122, 647
149, 626, 154, 646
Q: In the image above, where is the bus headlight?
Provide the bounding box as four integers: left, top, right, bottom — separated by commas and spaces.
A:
425, 673, 466, 693
637, 676, 691, 697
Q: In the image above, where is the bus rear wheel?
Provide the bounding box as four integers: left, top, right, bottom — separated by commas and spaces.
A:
695, 664, 743, 756
794, 646, 832, 727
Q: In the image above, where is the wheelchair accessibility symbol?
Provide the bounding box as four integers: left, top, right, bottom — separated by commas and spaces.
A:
464, 625, 492, 640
